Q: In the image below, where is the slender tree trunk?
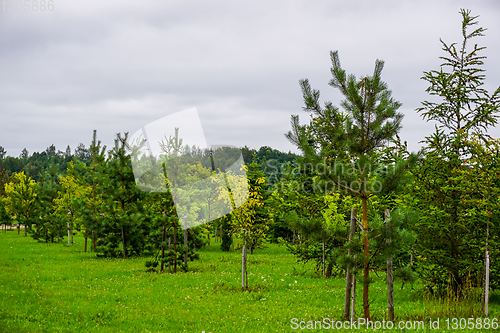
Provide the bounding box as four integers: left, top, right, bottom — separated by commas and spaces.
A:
121, 226, 127, 258
484, 213, 490, 316
351, 265, 357, 322
410, 246, 413, 266
386, 209, 394, 322
242, 244, 247, 291
361, 196, 370, 319
183, 214, 188, 269
322, 239, 325, 277
214, 226, 217, 243
245, 243, 248, 288
344, 209, 357, 320
161, 225, 166, 272
450, 191, 461, 294
173, 222, 177, 273
84, 229, 88, 253
92, 130, 98, 252
485, 250, 490, 316
67, 222, 70, 246
168, 237, 171, 273
344, 261, 353, 320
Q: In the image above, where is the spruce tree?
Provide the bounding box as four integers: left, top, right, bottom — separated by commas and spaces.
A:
83, 130, 107, 252
413, 9, 500, 294
220, 216, 233, 252
34, 158, 63, 242
99, 133, 147, 257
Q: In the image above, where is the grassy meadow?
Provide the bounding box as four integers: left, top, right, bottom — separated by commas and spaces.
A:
0, 229, 499, 332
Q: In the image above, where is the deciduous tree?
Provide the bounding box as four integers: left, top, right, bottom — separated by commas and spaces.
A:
4, 172, 38, 236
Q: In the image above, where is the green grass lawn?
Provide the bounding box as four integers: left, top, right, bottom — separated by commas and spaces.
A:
0, 230, 498, 332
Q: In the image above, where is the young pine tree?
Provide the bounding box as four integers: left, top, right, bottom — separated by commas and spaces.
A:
286, 50, 417, 319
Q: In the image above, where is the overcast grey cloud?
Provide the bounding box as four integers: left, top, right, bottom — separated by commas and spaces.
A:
1, 0, 500, 157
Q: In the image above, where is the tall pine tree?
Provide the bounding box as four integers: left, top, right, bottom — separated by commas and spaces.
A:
286, 50, 416, 319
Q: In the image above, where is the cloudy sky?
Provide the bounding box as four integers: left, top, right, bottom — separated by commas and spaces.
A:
1, 0, 500, 158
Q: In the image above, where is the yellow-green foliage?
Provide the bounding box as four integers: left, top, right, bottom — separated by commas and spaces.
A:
322, 192, 353, 229
3, 172, 37, 219
227, 166, 270, 248
54, 163, 92, 213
